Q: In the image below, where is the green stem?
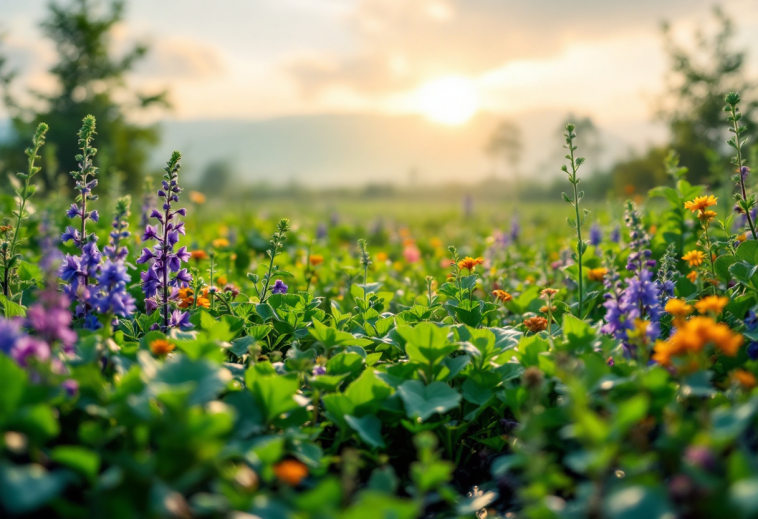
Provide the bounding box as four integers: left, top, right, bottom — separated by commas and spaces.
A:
260, 243, 280, 302
568, 146, 584, 317
731, 106, 758, 241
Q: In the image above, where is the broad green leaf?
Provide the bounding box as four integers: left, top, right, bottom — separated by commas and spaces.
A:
50, 446, 100, 481
0, 354, 27, 420
397, 323, 458, 367
247, 373, 301, 424
345, 414, 385, 448
0, 295, 25, 318
397, 380, 461, 422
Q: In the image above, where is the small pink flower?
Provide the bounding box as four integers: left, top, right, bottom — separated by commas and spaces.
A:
403, 246, 421, 264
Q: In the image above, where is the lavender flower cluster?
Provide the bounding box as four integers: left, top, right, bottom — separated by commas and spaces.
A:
0, 288, 78, 393
137, 151, 192, 330
59, 116, 135, 329
601, 202, 662, 356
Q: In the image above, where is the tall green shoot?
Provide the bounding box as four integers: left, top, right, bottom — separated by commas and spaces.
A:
725, 92, 757, 240
561, 123, 589, 317
3, 122, 48, 298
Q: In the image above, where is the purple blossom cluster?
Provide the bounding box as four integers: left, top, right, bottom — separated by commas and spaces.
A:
601, 202, 661, 356
60, 116, 134, 328
589, 222, 602, 247
137, 151, 192, 330
104, 195, 131, 261
0, 289, 76, 368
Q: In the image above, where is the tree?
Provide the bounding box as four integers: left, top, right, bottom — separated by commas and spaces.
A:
657, 7, 757, 185
0, 0, 168, 191
198, 160, 233, 195
484, 120, 522, 181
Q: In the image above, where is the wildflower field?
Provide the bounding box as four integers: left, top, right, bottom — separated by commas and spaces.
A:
4, 94, 758, 519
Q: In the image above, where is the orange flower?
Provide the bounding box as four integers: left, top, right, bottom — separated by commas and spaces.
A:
653, 316, 743, 366
686, 271, 697, 283
682, 250, 705, 267
212, 238, 230, 248
190, 250, 208, 261
216, 276, 227, 286
458, 257, 484, 271
309, 254, 324, 266
624, 184, 635, 195
150, 339, 175, 356
540, 288, 558, 298
178, 287, 210, 309
492, 290, 512, 303
273, 459, 308, 486
523, 316, 548, 333
738, 233, 748, 243
587, 268, 607, 282
734, 369, 757, 389
665, 298, 693, 319
684, 195, 718, 213
376, 252, 388, 262
694, 295, 729, 315
430, 238, 443, 248
189, 191, 206, 204
540, 305, 557, 314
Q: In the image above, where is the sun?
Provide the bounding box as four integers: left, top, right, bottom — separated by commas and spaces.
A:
416, 76, 480, 125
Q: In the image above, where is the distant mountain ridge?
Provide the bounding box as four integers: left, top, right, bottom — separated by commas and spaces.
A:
0, 112, 667, 186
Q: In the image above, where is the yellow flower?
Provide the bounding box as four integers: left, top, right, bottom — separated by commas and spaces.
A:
273, 459, 308, 486
376, 252, 388, 262
698, 210, 717, 223
212, 238, 230, 248
686, 271, 697, 283
189, 191, 206, 204
734, 369, 757, 389
587, 268, 608, 282
150, 339, 175, 356
684, 195, 718, 213
682, 250, 705, 267
738, 233, 748, 243
626, 319, 653, 345
430, 238, 443, 248
492, 290, 512, 303
694, 295, 729, 315
458, 257, 484, 271
309, 254, 324, 266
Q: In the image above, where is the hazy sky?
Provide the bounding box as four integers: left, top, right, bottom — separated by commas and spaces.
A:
4, 0, 758, 126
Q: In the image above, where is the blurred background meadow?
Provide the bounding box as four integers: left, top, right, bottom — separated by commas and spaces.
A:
1, 0, 758, 227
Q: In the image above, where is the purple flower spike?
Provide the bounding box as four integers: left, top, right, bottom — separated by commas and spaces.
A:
139, 152, 192, 330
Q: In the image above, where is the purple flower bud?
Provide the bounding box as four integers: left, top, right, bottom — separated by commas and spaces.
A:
62, 379, 79, 397
272, 279, 288, 295
168, 310, 192, 330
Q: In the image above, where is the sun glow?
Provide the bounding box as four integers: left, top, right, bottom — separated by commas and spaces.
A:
416, 76, 480, 125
